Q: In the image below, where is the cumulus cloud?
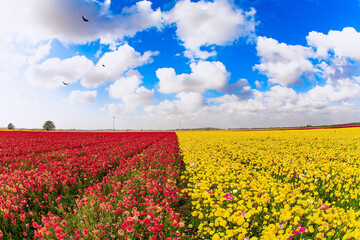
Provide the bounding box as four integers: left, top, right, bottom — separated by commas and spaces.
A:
224, 78, 252, 99
101, 103, 120, 116
167, 0, 257, 59
82, 44, 158, 88
28, 40, 52, 64
67, 90, 97, 104
306, 28, 360, 84
97, 44, 158, 79
255, 80, 262, 88
145, 73, 360, 128
145, 100, 177, 117
211, 78, 360, 116
145, 91, 204, 116
108, 70, 154, 111
25, 44, 158, 88
0, 39, 52, 82
0, 0, 164, 44
305, 79, 360, 104
254, 36, 315, 86
25, 56, 93, 88
316, 58, 356, 84
156, 60, 230, 93
307, 27, 360, 61
175, 92, 204, 113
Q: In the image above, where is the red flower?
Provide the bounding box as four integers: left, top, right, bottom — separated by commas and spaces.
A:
126, 226, 134, 233
144, 218, 151, 225
61, 220, 68, 227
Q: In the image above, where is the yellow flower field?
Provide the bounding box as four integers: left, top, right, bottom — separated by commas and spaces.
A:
177, 128, 360, 240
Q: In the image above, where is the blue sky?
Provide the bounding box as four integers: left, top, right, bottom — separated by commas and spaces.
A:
1, 0, 360, 130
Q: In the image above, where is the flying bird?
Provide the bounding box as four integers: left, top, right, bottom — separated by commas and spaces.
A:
102, 64, 105, 67
62, 82, 68, 86
82, 16, 89, 22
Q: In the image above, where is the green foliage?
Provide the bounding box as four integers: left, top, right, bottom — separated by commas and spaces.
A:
43, 120, 56, 131
7, 123, 15, 129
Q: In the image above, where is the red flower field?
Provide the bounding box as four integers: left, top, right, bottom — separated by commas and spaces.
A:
0, 131, 186, 239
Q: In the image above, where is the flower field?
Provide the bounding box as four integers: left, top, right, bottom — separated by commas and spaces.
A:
177, 128, 360, 240
0, 131, 186, 239
2, 128, 360, 240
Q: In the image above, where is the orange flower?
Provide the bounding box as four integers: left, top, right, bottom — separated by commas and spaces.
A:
118, 229, 124, 236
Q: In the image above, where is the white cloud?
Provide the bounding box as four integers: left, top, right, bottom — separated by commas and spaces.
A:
28, 41, 52, 64
211, 78, 360, 116
67, 90, 97, 104
305, 79, 360, 103
255, 80, 262, 88
224, 78, 252, 99
100, 0, 112, 16
0, 39, 52, 82
0, 0, 164, 45
157, 60, 230, 93
307, 27, 360, 61
316, 58, 356, 84
306, 28, 360, 85
96, 44, 158, 79
108, 72, 142, 98
25, 56, 93, 88
175, 92, 204, 114
144, 74, 360, 129
167, 0, 256, 59
101, 103, 120, 116
25, 44, 158, 88
145, 91, 204, 118
82, 44, 158, 88
108, 70, 154, 111
254, 37, 315, 87
145, 100, 177, 116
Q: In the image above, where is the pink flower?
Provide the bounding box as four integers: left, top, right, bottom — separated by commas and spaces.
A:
320, 204, 329, 212
299, 227, 306, 233
278, 224, 284, 229
292, 230, 299, 235
238, 211, 246, 216
224, 193, 233, 201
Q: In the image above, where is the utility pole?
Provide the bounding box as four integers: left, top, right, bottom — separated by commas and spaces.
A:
113, 116, 115, 132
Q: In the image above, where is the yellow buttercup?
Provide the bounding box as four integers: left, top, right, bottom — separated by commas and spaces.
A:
177, 128, 360, 239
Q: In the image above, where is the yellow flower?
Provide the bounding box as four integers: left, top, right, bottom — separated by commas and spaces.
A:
177, 128, 360, 240
220, 219, 227, 227
212, 233, 220, 240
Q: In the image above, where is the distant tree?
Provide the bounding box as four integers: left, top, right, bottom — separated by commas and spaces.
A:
7, 123, 15, 129
43, 120, 56, 131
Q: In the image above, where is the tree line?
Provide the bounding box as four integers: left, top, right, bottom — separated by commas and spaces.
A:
6, 121, 56, 131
